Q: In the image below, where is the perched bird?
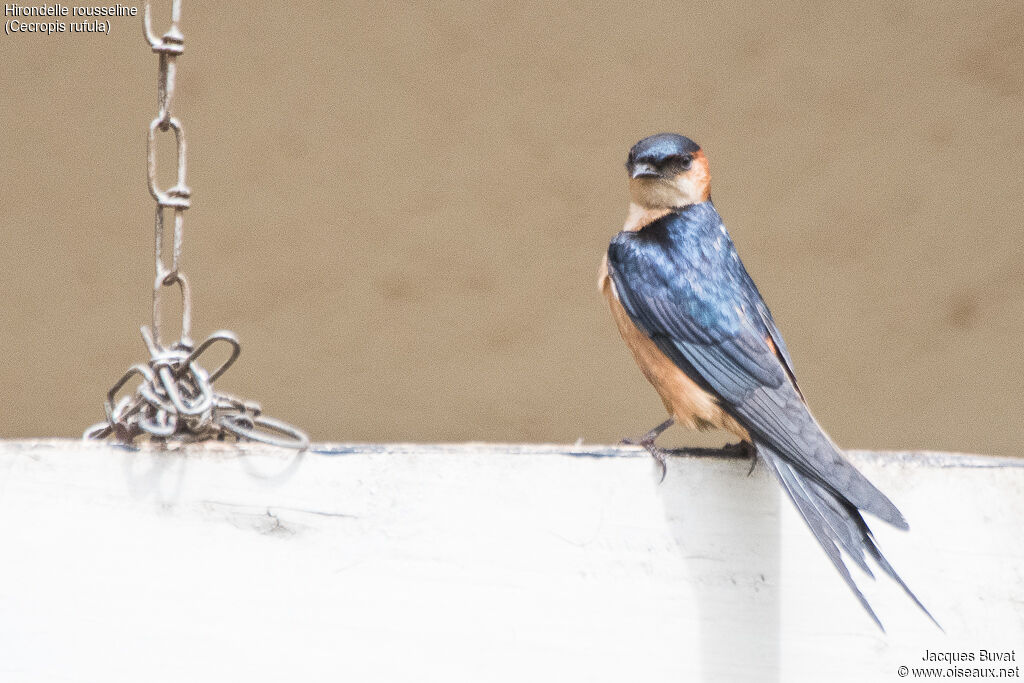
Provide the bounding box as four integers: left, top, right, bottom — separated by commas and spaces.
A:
598, 133, 937, 630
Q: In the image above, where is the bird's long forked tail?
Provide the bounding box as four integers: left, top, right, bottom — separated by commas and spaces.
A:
756, 442, 942, 632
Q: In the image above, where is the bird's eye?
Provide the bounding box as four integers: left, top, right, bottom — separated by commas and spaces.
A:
663, 154, 692, 171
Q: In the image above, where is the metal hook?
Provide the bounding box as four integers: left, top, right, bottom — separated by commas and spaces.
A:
184, 330, 242, 383
105, 364, 155, 425
151, 271, 193, 351
143, 0, 184, 53
147, 117, 190, 210
138, 407, 178, 438
155, 360, 213, 417
218, 413, 311, 451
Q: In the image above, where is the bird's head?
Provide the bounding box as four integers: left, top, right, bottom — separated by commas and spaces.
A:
626, 133, 710, 209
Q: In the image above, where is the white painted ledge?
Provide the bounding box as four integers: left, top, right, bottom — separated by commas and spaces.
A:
0, 440, 1021, 682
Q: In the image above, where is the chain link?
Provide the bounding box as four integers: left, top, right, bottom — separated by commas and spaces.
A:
86, 0, 308, 450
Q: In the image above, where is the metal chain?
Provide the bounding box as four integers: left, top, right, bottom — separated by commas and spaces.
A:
86, 0, 308, 450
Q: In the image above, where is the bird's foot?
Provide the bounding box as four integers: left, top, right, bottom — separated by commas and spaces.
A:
721, 441, 758, 475
620, 417, 675, 483
621, 436, 673, 483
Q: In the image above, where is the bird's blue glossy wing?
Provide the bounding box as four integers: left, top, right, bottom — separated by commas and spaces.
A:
606, 208, 904, 528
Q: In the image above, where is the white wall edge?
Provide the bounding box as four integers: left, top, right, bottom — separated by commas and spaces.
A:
0, 439, 1021, 682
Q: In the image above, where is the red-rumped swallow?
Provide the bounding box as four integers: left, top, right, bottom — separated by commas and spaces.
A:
599, 133, 938, 630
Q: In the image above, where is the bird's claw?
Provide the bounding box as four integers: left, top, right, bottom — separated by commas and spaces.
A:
649, 445, 670, 483
721, 441, 758, 476
620, 436, 670, 483
621, 418, 676, 483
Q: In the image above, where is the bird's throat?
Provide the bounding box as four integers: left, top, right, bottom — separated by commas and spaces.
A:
622, 202, 675, 232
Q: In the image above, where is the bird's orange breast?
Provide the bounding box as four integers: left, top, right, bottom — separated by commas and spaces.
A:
599, 254, 750, 440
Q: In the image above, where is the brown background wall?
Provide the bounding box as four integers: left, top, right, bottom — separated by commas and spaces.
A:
1, 1, 1021, 456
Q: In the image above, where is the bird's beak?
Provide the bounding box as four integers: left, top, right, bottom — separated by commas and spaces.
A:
630, 162, 660, 179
